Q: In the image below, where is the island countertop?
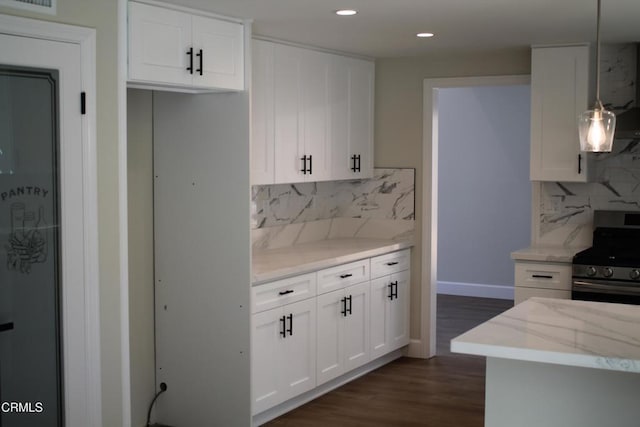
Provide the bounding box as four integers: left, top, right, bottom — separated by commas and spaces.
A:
451, 297, 640, 373
252, 237, 413, 285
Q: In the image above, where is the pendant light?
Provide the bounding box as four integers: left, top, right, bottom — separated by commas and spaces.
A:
578, 0, 616, 152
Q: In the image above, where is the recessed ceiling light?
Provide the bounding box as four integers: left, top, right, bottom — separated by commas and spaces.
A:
417, 32, 435, 38
335, 9, 357, 16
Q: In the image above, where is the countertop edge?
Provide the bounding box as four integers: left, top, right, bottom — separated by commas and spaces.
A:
450, 339, 640, 374
510, 245, 588, 263
252, 240, 413, 285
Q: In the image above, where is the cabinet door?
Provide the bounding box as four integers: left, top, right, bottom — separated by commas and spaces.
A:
370, 276, 392, 359
300, 48, 332, 182
281, 298, 316, 400
388, 270, 410, 351
192, 15, 244, 90
316, 289, 345, 385
346, 57, 374, 179
273, 44, 305, 183
251, 39, 275, 184
343, 281, 370, 372
530, 45, 591, 182
252, 308, 286, 414
330, 56, 374, 180
128, 1, 192, 86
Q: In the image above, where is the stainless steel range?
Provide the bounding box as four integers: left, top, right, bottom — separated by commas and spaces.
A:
572, 210, 640, 304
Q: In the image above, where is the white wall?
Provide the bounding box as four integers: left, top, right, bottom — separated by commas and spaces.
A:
437, 85, 531, 298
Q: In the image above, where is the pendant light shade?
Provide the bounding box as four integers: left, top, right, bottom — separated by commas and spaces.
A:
578, 0, 615, 152
578, 101, 616, 152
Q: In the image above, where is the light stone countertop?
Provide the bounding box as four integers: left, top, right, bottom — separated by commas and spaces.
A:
510, 245, 588, 263
451, 297, 640, 373
252, 237, 413, 285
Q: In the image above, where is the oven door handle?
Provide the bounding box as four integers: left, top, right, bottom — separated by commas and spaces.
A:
573, 280, 640, 296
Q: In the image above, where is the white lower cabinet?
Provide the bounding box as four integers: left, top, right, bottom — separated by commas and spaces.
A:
252, 248, 411, 419
370, 269, 410, 359
316, 281, 370, 385
252, 297, 316, 415
513, 260, 572, 305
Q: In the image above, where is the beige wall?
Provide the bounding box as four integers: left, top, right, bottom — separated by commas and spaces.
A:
374, 49, 531, 345
0, 1, 124, 425
127, 89, 155, 427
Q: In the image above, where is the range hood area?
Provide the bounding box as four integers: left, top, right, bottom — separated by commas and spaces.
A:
613, 44, 640, 140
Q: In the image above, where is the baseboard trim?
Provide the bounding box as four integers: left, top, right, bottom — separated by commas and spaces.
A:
252, 350, 403, 426
437, 281, 514, 300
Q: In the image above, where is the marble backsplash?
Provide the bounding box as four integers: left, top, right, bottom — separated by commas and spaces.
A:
539, 139, 640, 247
251, 168, 415, 229
251, 168, 415, 249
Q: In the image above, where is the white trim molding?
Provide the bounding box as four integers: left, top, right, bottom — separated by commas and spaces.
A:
0, 13, 101, 427
422, 75, 530, 359
437, 281, 515, 300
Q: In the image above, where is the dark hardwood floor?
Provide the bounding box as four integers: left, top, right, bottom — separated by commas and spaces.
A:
265, 294, 513, 427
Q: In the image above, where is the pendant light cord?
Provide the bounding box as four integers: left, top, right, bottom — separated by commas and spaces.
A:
595, 0, 601, 104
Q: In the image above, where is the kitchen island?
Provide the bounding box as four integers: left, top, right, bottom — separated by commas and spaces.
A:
451, 298, 640, 427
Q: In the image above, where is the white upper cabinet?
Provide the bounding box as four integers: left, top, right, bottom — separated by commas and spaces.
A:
128, 1, 245, 92
331, 55, 375, 180
251, 39, 374, 185
530, 44, 592, 182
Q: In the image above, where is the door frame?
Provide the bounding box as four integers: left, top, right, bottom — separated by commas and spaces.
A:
0, 14, 101, 426
420, 75, 530, 358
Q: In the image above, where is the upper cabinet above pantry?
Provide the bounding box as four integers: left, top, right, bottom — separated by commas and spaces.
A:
251, 39, 375, 185
128, 0, 245, 93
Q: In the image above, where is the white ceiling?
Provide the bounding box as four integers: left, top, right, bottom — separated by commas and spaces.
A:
167, 0, 640, 58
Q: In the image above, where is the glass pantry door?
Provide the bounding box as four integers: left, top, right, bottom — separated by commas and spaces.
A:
0, 66, 62, 427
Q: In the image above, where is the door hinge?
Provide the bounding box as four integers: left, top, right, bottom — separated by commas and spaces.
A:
81, 92, 86, 115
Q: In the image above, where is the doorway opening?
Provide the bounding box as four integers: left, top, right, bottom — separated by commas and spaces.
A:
422, 76, 531, 357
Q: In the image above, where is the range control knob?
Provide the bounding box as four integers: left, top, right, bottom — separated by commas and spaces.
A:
630, 269, 640, 280
586, 266, 597, 277
603, 267, 614, 278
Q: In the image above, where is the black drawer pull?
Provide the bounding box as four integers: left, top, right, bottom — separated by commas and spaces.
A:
388, 283, 394, 300
0, 322, 14, 333
341, 297, 347, 317
278, 289, 294, 296
347, 295, 353, 315
339, 274, 353, 279
532, 274, 553, 279
386, 261, 399, 266
196, 49, 203, 75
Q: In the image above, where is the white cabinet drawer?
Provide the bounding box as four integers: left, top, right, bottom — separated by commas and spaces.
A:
370, 249, 410, 279
514, 262, 572, 291
252, 272, 317, 313
317, 259, 370, 295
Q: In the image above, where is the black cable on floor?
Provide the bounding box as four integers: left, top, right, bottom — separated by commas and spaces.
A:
146, 382, 167, 427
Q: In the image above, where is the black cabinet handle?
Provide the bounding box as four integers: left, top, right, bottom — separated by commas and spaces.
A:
341, 297, 347, 317
339, 273, 353, 279
196, 49, 203, 75
301, 155, 312, 174
308, 155, 313, 175
356, 155, 361, 172
287, 313, 293, 336
186, 47, 194, 74
278, 289, 294, 296
578, 154, 582, 174
388, 283, 394, 300
386, 261, 399, 266
532, 274, 553, 279
279, 316, 286, 338
392, 281, 398, 300
347, 295, 353, 315
0, 322, 14, 333
350, 154, 358, 172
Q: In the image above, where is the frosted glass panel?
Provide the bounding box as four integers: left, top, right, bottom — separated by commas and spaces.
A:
0, 67, 61, 427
